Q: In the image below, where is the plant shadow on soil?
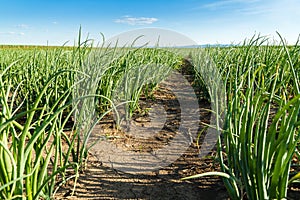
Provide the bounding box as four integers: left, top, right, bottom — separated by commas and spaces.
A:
56, 60, 230, 199
55, 60, 300, 200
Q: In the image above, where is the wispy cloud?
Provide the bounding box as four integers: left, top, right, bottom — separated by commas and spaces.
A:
0, 32, 25, 36
201, 0, 275, 17
15, 24, 29, 29
52, 21, 58, 25
236, 6, 272, 16
202, 0, 260, 10
114, 16, 158, 25
235, 0, 300, 17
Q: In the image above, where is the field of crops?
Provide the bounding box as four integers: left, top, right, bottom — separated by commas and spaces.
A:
0, 35, 299, 199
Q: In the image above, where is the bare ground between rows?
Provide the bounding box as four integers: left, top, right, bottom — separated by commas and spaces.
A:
55, 70, 231, 199
55, 61, 300, 199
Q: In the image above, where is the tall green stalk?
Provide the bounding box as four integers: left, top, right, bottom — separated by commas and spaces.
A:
183, 35, 300, 199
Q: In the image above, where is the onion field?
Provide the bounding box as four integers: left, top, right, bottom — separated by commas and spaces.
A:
0, 35, 299, 199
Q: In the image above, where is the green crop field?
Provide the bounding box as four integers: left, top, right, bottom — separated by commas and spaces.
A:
0, 34, 299, 199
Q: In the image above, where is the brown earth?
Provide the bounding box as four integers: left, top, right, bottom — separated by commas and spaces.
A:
55, 90, 229, 199
54, 60, 300, 200
55, 61, 230, 199
54, 82, 300, 199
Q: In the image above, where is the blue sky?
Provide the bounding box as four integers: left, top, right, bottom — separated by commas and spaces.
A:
1, 0, 300, 45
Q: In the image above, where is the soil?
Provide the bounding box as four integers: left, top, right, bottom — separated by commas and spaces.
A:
55, 96, 229, 199
54, 60, 300, 200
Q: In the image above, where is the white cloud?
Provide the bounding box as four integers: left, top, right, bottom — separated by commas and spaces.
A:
52, 21, 58, 25
114, 16, 158, 25
236, 6, 272, 16
0, 31, 25, 36
15, 24, 29, 29
0, 32, 15, 35
202, 0, 260, 10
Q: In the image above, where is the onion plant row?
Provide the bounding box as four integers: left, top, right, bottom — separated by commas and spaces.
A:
184, 35, 300, 200
0, 38, 183, 199
1, 33, 299, 199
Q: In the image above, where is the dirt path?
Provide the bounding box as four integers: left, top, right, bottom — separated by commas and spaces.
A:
56, 150, 227, 200
55, 60, 299, 199
56, 115, 228, 200
55, 61, 230, 199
